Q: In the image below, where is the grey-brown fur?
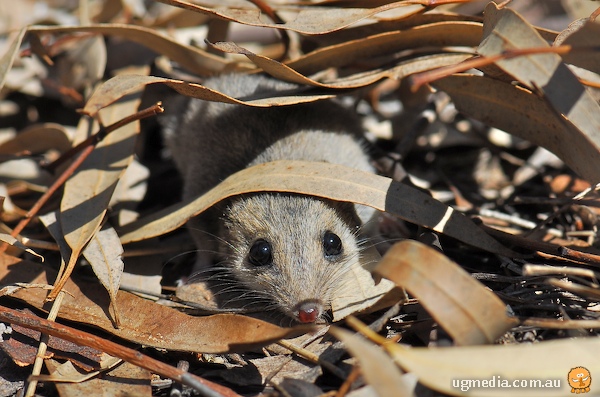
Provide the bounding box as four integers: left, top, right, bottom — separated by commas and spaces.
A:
161, 74, 375, 322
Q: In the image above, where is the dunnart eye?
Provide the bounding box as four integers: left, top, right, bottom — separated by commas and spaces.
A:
248, 239, 273, 267
323, 231, 343, 257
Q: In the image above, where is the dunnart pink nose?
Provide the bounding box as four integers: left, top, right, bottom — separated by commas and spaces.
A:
294, 300, 323, 323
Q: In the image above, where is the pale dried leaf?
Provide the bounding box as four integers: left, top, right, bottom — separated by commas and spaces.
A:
375, 240, 518, 345
39, 211, 71, 264
159, 0, 424, 35
28, 24, 232, 75
212, 41, 473, 89
287, 21, 482, 76
0, 233, 44, 261
38, 355, 121, 383
331, 246, 395, 321
386, 337, 597, 396
44, 358, 151, 396
83, 74, 334, 116
0, 27, 27, 91
82, 225, 124, 322
0, 123, 72, 155
329, 327, 415, 397
559, 19, 600, 75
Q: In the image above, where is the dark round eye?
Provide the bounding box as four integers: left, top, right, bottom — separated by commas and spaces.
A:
248, 239, 273, 267
323, 231, 343, 257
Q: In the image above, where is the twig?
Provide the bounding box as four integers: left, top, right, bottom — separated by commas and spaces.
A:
0, 306, 239, 397
277, 339, 346, 379
25, 291, 65, 397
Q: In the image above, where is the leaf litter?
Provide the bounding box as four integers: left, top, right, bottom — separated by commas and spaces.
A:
1, 0, 600, 396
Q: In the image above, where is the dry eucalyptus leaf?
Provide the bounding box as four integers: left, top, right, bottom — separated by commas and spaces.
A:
1, 321, 105, 371
212, 41, 473, 90
434, 74, 600, 184
0, 254, 310, 353
0, 123, 72, 155
375, 240, 518, 345
0, 233, 44, 261
559, 19, 600, 75
119, 160, 516, 258
287, 21, 482, 76
27, 24, 231, 76
329, 327, 415, 397
0, 27, 27, 91
82, 74, 335, 116
159, 0, 425, 35
331, 245, 395, 321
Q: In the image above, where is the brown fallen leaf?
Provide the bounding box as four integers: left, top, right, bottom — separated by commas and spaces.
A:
374, 240, 518, 345
0, 254, 310, 353
118, 160, 516, 258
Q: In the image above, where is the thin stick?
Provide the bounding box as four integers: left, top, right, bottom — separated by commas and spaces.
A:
24, 291, 65, 397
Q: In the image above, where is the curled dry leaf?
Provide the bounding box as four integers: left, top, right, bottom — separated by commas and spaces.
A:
287, 21, 483, 76
375, 240, 518, 345
119, 160, 516, 258
0, 254, 310, 353
82, 74, 335, 116
27, 24, 232, 76
0, 233, 44, 261
211, 41, 474, 90
158, 0, 425, 35
1, 321, 104, 371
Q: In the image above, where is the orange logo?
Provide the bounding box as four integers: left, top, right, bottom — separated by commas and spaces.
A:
568, 367, 591, 394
